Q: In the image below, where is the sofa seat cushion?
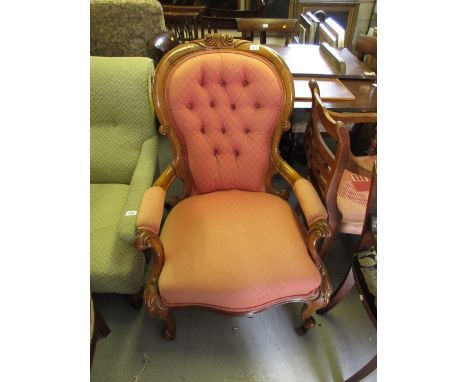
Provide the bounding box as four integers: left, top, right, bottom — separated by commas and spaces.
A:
159, 190, 322, 312
91, 183, 145, 294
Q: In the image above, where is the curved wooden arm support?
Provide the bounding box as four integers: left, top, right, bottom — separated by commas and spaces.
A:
306, 218, 332, 309
136, 229, 176, 340
296, 217, 332, 336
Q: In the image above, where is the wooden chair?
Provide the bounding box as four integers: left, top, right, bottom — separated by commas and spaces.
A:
318, 165, 377, 382
355, 34, 377, 72
236, 18, 298, 46
201, 3, 266, 40
135, 33, 332, 340
90, 297, 110, 367
162, 5, 207, 43
304, 80, 377, 258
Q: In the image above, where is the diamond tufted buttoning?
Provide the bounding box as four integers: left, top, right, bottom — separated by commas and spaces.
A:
221, 127, 226, 134
220, 79, 225, 86
231, 104, 236, 110
244, 128, 250, 134
234, 149, 240, 156
200, 127, 205, 134
210, 101, 215, 107
242, 80, 248, 86
214, 148, 219, 155
255, 103, 260, 108
187, 103, 193, 109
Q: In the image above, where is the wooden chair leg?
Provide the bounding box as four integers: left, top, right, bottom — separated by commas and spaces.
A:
145, 282, 176, 340
318, 266, 355, 314
295, 301, 317, 336
345, 355, 377, 382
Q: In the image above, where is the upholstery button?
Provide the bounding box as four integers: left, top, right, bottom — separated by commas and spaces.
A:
234, 149, 240, 156
214, 148, 219, 155
221, 127, 226, 134
243, 80, 248, 86
187, 103, 193, 109
231, 104, 236, 110
244, 128, 250, 134
200, 127, 205, 134
210, 101, 215, 107
255, 103, 260, 108
220, 80, 225, 86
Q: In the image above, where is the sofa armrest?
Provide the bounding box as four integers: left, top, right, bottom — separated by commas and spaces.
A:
136, 186, 166, 235
293, 178, 328, 227
118, 136, 158, 243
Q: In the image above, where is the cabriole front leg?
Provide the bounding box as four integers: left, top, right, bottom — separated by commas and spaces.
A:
136, 230, 176, 340
296, 218, 332, 336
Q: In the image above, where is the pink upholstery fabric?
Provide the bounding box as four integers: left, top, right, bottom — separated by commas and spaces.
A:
165, 51, 285, 195
159, 190, 321, 312
337, 168, 371, 234
136, 186, 166, 234
293, 178, 327, 227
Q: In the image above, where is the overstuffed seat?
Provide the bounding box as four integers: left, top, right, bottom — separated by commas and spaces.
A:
159, 190, 321, 311
135, 34, 331, 340
90, 56, 158, 297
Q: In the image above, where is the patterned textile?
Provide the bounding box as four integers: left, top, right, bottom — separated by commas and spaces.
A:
118, 136, 158, 243
90, 56, 157, 294
90, 0, 166, 57
336, 164, 372, 234
91, 184, 146, 294
354, 247, 377, 314
90, 57, 156, 184
159, 190, 321, 312
164, 50, 285, 195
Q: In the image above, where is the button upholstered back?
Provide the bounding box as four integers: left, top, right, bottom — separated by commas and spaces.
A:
164, 50, 285, 194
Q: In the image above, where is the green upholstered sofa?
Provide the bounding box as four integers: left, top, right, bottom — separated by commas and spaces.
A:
90, 56, 157, 295
90, 0, 176, 60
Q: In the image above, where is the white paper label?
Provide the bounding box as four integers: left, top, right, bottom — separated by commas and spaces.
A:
262, 24, 269, 28
125, 210, 137, 216
249, 45, 259, 51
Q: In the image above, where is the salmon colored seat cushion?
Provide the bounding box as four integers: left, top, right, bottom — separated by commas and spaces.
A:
159, 190, 322, 312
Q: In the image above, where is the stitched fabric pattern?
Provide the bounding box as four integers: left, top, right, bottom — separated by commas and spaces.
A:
90, 57, 156, 184
165, 51, 285, 194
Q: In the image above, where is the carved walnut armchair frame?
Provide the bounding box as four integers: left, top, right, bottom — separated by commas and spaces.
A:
135, 33, 332, 340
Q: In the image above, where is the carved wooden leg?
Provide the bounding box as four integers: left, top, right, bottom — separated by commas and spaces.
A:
295, 301, 318, 336
144, 278, 176, 341
318, 266, 355, 315
126, 287, 144, 309
344, 355, 377, 382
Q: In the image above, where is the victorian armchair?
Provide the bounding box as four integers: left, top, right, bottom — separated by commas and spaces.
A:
135, 33, 332, 340
90, 0, 177, 61
91, 57, 158, 302
304, 79, 377, 258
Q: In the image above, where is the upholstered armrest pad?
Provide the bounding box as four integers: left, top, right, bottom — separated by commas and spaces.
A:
118, 136, 158, 243
293, 178, 328, 227
136, 186, 166, 234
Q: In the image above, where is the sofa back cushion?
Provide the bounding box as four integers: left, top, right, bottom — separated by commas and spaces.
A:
164, 50, 285, 194
90, 56, 156, 184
